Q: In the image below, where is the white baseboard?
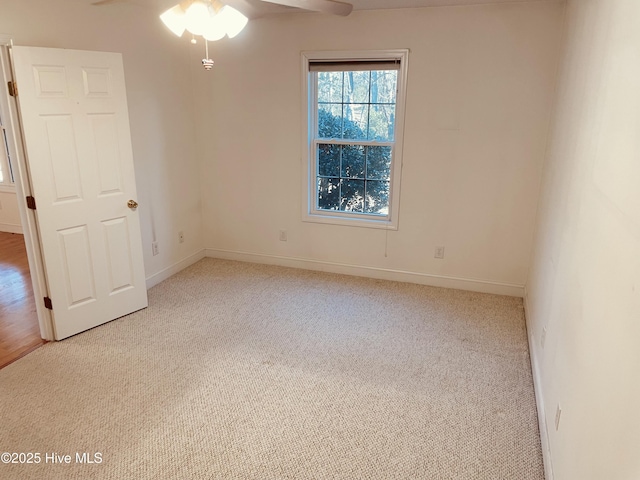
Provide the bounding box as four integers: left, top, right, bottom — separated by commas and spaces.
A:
0, 222, 23, 234
145, 249, 206, 289
523, 287, 554, 480
204, 248, 525, 297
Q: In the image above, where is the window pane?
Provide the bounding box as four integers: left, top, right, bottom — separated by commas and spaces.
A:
366, 146, 391, 180
2, 130, 13, 183
343, 71, 370, 104
370, 70, 397, 104
317, 177, 340, 211
343, 104, 368, 140
318, 143, 340, 177
368, 104, 395, 141
365, 180, 389, 214
340, 179, 364, 212
318, 71, 343, 103
318, 104, 343, 138
341, 144, 365, 178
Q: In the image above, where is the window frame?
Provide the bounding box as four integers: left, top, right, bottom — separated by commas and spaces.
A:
0, 40, 15, 192
0, 107, 15, 191
301, 49, 409, 230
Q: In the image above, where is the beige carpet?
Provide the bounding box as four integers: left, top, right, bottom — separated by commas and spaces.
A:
0, 258, 543, 479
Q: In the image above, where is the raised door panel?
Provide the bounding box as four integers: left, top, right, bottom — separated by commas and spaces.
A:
88, 113, 123, 197
41, 114, 83, 203
57, 225, 96, 307
102, 217, 134, 294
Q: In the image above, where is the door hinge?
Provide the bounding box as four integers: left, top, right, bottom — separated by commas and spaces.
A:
7, 81, 17, 97
26, 195, 36, 210
44, 296, 53, 310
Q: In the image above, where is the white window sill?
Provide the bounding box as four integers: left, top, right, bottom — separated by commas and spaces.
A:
0, 184, 16, 194
303, 211, 398, 230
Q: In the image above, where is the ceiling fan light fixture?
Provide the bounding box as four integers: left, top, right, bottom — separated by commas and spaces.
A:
159, 4, 186, 37
185, 0, 211, 36
202, 12, 226, 41
218, 5, 248, 39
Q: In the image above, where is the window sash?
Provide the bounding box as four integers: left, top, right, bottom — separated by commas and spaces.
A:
313, 142, 394, 215
311, 68, 397, 221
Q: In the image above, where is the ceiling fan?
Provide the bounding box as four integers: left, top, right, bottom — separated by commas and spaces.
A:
92, 0, 353, 70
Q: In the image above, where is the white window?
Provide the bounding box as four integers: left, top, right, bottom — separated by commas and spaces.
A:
302, 50, 408, 229
0, 112, 14, 187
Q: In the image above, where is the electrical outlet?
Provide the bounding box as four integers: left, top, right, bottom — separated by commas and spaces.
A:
541, 326, 547, 349
434, 246, 445, 259
178, 231, 184, 244
152, 241, 159, 256
555, 404, 562, 431
279, 230, 287, 242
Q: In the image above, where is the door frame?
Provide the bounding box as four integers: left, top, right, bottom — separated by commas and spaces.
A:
0, 35, 54, 341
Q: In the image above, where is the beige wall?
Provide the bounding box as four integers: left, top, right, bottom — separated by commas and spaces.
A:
197, 2, 564, 295
526, 0, 640, 478
0, 190, 21, 233
0, 0, 204, 282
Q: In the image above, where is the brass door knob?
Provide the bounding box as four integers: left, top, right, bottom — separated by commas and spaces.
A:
127, 200, 138, 209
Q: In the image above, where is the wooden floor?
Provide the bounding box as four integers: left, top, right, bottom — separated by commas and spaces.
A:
0, 231, 44, 369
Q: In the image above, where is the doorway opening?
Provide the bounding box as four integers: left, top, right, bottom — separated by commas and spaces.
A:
0, 40, 45, 368
0, 38, 54, 363
0, 60, 44, 367
0, 231, 45, 368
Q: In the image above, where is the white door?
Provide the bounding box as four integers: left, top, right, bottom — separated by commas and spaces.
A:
11, 46, 147, 340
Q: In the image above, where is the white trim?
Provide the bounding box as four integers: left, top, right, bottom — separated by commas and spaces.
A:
0, 184, 17, 193
145, 249, 206, 289
0, 222, 22, 234
205, 248, 524, 297
523, 286, 554, 480
301, 49, 409, 230
303, 211, 398, 230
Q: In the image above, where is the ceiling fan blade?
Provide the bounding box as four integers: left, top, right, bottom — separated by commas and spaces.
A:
260, 0, 352, 16
91, 0, 127, 5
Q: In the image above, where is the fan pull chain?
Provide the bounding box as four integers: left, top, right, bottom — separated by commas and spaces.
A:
202, 40, 214, 70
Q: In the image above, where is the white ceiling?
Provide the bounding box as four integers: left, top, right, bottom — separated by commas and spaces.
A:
95, 0, 561, 18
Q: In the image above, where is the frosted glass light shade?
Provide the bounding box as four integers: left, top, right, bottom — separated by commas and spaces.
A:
203, 12, 226, 41
161, 1, 249, 43
185, 1, 211, 36
159, 5, 186, 37
219, 6, 248, 38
